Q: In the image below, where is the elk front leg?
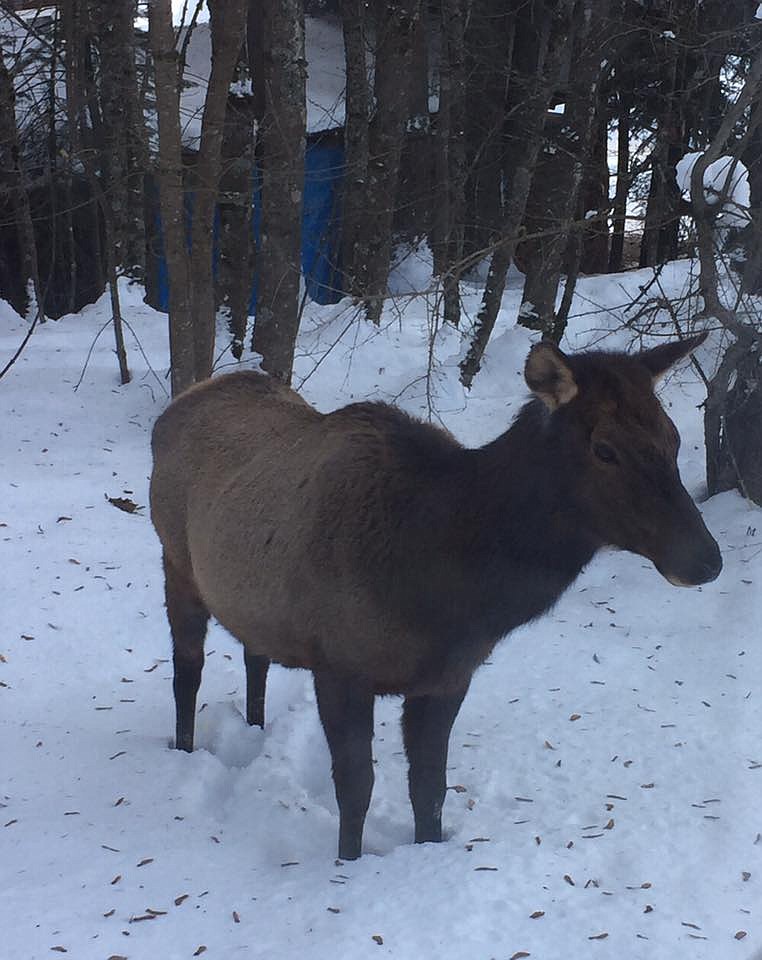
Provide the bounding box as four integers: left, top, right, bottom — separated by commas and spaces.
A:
163, 553, 209, 752
402, 685, 469, 844
313, 670, 375, 860
243, 649, 270, 728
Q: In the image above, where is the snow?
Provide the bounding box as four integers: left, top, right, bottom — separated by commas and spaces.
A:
676, 153, 751, 228
2, 260, 761, 960
180, 18, 346, 144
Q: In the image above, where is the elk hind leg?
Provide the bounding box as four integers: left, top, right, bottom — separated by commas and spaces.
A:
163, 553, 209, 752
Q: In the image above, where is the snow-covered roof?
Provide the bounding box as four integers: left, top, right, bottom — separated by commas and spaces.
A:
180, 16, 346, 146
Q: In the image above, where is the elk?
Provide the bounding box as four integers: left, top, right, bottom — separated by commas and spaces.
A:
150, 335, 721, 860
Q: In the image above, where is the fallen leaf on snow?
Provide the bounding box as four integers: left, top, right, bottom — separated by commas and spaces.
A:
106, 495, 142, 514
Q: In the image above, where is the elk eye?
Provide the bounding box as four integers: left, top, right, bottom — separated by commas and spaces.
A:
593, 442, 618, 464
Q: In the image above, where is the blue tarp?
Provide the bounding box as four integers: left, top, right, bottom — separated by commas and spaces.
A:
153, 140, 345, 313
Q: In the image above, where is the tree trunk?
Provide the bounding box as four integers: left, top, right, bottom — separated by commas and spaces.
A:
148, 0, 196, 397
339, 0, 370, 295
460, 1, 559, 387
608, 92, 630, 273
252, 0, 307, 383
741, 102, 762, 294
462, 0, 511, 260
66, 3, 131, 383
0, 48, 44, 322
189, 0, 247, 382
692, 44, 762, 503
639, 46, 683, 268
579, 106, 610, 274
61, 0, 84, 313
93, 0, 146, 279
351, 0, 422, 323
520, 0, 609, 339
433, 0, 466, 326
218, 55, 256, 360
89, 0, 131, 271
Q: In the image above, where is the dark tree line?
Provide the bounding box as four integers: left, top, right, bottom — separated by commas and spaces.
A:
1, 0, 762, 500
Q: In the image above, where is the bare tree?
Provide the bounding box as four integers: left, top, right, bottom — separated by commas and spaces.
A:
460, 0, 565, 387
689, 43, 762, 504
350, 0, 422, 324
462, 0, 511, 260
148, 0, 195, 396
432, 0, 466, 327
88, 0, 145, 277
0, 44, 43, 323
608, 87, 631, 273
339, 0, 370, 295
188, 0, 247, 381
251, 0, 307, 383
218, 51, 257, 360
519, 0, 611, 342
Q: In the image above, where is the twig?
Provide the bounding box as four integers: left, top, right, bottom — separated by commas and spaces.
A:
73, 318, 113, 391
0, 302, 43, 381
120, 317, 170, 398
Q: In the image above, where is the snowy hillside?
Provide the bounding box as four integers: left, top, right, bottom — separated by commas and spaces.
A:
2, 261, 761, 960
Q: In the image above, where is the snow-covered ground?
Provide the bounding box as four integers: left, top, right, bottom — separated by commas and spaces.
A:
2, 261, 760, 960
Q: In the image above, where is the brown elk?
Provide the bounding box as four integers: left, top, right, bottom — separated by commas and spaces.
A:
150, 335, 721, 860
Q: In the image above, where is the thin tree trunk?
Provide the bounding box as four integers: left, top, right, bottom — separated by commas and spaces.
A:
92, 0, 146, 278
352, 0, 422, 323
690, 44, 762, 499
100, 186, 132, 384
741, 102, 762, 294
433, 0, 466, 326
460, 2, 559, 387
608, 92, 630, 273
218, 56, 256, 360
64, 2, 131, 383
90, 0, 129, 270
462, 0, 511, 259
552, 230, 582, 342
61, 0, 83, 313
520, 89, 605, 339
578, 106, 610, 273
340, 0, 370, 294
252, 0, 307, 383
0, 48, 44, 322
189, 0, 247, 381
640, 50, 682, 268
148, 0, 196, 396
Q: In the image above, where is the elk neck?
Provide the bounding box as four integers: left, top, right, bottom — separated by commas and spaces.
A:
443, 398, 600, 640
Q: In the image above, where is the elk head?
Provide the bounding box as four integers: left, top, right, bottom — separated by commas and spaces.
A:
525, 334, 722, 586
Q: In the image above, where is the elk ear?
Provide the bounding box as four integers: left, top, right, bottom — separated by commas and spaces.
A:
525, 341, 578, 410
638, 332, 707, 382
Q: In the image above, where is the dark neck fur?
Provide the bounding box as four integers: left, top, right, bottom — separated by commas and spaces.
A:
404, 400, 599, 652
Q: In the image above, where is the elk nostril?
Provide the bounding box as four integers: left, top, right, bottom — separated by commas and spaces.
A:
698, 547, 722, 583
